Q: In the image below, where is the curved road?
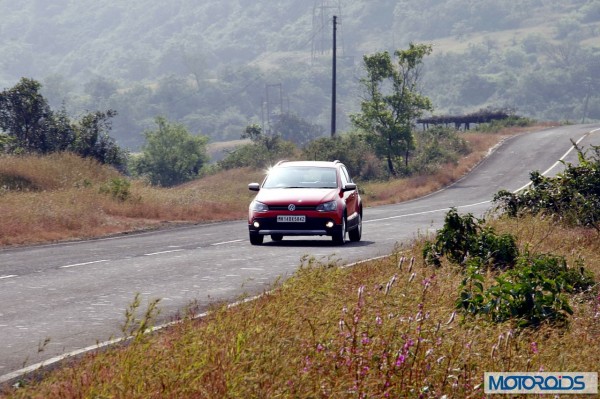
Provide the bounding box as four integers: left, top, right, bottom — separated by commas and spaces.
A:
1, 124, 599, 381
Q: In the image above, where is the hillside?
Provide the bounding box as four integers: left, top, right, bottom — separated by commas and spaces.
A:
1, 0, 599, 149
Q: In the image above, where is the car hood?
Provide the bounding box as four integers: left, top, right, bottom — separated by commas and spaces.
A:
255, 188, 339, 206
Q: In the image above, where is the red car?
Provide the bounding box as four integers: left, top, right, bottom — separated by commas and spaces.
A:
247, 160, 363, 245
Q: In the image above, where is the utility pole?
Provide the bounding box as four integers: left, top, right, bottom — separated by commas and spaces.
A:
331, 15, 337, 138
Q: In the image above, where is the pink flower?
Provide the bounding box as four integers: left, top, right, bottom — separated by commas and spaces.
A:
395, 354, 406, 367
530, 341, 539, 354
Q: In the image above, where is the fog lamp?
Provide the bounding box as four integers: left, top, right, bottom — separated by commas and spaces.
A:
253, 221, 260, 228
325, 221, 334, 228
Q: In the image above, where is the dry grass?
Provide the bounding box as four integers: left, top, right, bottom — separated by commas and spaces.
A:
0, 125, 552, 247
2, 215, 597, 398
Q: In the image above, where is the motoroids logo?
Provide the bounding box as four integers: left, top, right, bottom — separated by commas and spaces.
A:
485, 372, 598, 394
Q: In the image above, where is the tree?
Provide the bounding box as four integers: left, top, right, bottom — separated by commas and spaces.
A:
132, 117, 209, 187
351, 43, 433, 176
72, 110, 127, 170
271, 113, 324, 146
0, 77, 56, 153
219, 124, 297, 170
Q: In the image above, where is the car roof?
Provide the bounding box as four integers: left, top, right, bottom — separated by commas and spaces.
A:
274, 160, 341, 168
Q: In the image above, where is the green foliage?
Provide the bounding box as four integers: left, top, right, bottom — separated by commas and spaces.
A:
0, 78, 127, 168
271, 113, 324, 147
302, 133, 382, 180
71, 110, 128, 170
218, 134, 297, 170
426, 209, 596, 328
494, 143, 600, 231
476, 116, 536, 133
423, 208, 518, 268
0, 78, 71, 154
351, 44, 433, 176
131, 117, 209, 187
410, 127, 470, 174
458, 253, 595, 328
99, 177, 131, 202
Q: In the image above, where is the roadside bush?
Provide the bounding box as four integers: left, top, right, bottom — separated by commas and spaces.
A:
457, 253, 595, 328
99, 177, 131, 202
410, 127, 470, 174
218, 135, 298, 170
422, 208, 518, 268
476, 116, 535, 133
494, 142, 600, 231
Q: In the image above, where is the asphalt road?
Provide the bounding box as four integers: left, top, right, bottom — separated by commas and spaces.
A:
1, 124, 599, 381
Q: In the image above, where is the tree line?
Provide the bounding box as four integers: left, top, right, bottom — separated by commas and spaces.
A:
1, 44, 527, 187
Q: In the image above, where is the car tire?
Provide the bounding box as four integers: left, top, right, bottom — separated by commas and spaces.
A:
348, 214, 362, 242
249, 233, 264, 245
332, 217, 346, 245
271, 234, 283, 242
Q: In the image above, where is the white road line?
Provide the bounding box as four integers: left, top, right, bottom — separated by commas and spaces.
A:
144, 249, 184, 256
514, 131, 595, 193
0, 275, 17, 280
211, 239, 244, 246
365, 200, 491, 223
60, 260, 109, 269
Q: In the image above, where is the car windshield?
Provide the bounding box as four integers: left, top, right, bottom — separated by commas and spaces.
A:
263, 166, 338, 189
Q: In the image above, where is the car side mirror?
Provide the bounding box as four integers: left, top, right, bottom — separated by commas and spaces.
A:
342, 183, 357, 192
248, 183, 260, 191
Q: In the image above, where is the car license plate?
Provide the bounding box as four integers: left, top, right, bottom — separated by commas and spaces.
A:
277, 215, 306, 223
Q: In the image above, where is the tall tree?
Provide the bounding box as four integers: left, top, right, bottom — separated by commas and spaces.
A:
0, 77, 56, 153
72, 110, 127, 169
351, 44, 433, 176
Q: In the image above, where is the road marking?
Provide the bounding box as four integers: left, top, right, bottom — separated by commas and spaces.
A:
514, 130, 595, 193
0, 275, 17, 280
144, 249, 184, 256
365, 200, 491, 223
60, 260, 109, 269
211, 239, 243, 246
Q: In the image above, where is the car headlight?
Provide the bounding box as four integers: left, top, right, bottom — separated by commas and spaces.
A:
316, 200, 337, 212
250, 200, 269, 212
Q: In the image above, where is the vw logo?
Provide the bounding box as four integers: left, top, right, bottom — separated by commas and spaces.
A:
288, 204, 296, 211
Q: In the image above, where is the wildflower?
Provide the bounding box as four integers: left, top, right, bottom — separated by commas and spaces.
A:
398, 256, 405, 269
339, 319, 345, 332
530, 341, 539, 354
385, 274, 397, 295
395, 354, 406, 367
317, 343, 325, 352
358, 285, 365, 300
375, 315, 383, 325
361, 333, 371, 346
436, 356, 445, 364
409, 257, 415, 272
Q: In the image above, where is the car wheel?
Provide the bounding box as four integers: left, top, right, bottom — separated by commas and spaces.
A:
348, 214, 362, 242
271, 234, 283, 242
249, 233, 264, 245
332, 217, 346, 245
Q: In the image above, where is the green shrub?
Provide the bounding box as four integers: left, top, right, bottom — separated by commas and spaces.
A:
457, 253, 595, 328
494, 143, 600, 231
422, 208, 518, 268
100, 177, 131, 202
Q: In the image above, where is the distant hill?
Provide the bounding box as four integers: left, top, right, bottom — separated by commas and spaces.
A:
1, 0, 599, 149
